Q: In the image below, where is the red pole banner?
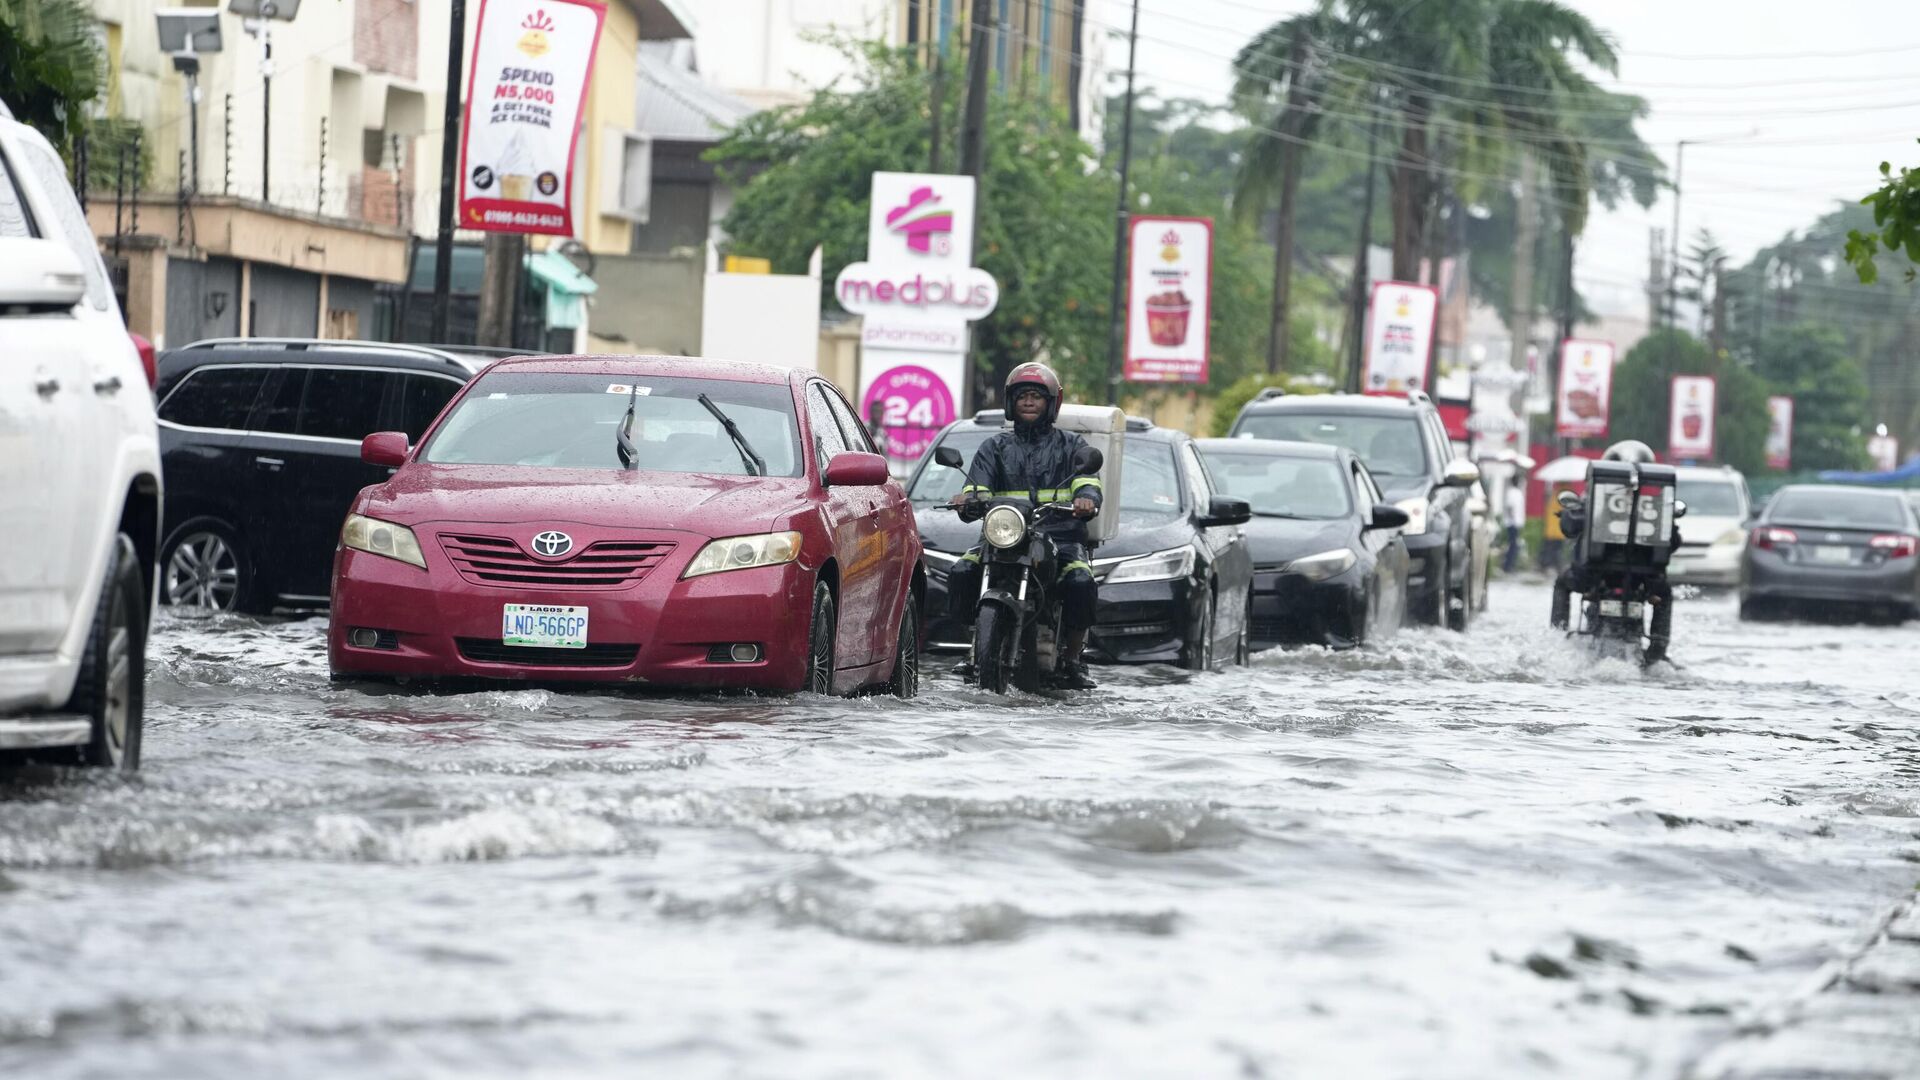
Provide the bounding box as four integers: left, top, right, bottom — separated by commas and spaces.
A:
1123, 216, 1213, 384
1765, 396, 1793, 470
1669, 375, 1718, 462
1554, 339, 1614, 439
1360, 281, 1438, 396
458, 0, 606, 236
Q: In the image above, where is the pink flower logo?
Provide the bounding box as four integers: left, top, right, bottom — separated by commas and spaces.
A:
886, 186, 954, 255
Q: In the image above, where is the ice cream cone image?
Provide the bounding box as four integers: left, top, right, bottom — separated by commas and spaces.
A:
499, 174, 532, 201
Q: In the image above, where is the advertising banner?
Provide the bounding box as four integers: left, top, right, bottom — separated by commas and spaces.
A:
458, 0, 606, 235
1361, 282, 1439, 395
1765, 396, 1794, 470
1869, 434, 1900, 472
1123, 216, 1213, 383
1669, 375, 1717, 461
843, 173, 998, 464
1555, 339, 1615, 439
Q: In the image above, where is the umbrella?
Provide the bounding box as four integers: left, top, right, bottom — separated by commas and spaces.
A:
1533, 456, 1591, 484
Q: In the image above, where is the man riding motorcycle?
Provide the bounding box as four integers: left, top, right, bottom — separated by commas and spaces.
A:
1550, 439, 1679, 663
946, 363, 1103, 689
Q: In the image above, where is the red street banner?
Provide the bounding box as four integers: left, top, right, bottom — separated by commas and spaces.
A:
458, 0, 605, 236
1669, 375, 1717, 461
1124, 216, 1213, 383
1555, 339, 1614, 439
1765, 396, 1793, 470
1361, 282, 1438, 396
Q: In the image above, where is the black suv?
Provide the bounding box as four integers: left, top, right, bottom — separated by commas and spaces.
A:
1229, 390, 1480, 629
154, 339, 496, 612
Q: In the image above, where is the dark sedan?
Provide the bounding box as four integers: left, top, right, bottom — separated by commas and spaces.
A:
1197, 439, 1410, 648
911, 414, 1254, 670
1740, 484, 1920, 623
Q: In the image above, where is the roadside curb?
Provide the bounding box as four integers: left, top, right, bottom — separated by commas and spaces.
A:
1687, 891, 1920, 1079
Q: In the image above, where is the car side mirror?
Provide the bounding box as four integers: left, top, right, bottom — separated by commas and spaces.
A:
1367, 503, 1410, 531
1198, 495, 1251, 528
361, 431, 410, 468
0, 237, 88, 310
934, 446, 965, 470
1442, 458, 1480, 488
1072, 445, 1104, 474
1556, 490, 1580, 510
823, 451, 891, 488
1675, 500, 1688, 519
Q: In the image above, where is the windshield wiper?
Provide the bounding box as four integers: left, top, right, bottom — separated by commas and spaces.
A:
1251, 510, 1305, 519
616, 384, 639, 469
697, 393, 766, 477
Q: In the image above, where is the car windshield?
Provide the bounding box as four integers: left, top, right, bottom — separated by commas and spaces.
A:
1768, 489, 1910, 530
423, 372, 802, 476
1677, 478, 1743, 517
1201, 451, 1351, 520
909, 429, 1182, 520
1236, 413, 1428, 478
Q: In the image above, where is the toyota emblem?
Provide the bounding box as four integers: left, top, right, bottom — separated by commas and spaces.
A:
531, 530, 573, 558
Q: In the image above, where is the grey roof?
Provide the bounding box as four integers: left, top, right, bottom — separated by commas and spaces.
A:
635, 43, 759, 144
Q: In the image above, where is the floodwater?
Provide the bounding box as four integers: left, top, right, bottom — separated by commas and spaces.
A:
3, 580, 1918, 1079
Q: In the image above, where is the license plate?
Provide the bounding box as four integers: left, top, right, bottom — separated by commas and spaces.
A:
1597, 600, 1644, 618
1811, 545, 1852, 564
501, 604, 589, 649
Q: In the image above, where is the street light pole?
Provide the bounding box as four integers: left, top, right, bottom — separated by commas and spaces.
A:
1666, 139, 1686, 335
1102, 0, 1141, 406
431, 0, 469, 344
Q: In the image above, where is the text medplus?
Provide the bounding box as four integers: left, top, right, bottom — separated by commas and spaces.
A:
837, 275, 994, 310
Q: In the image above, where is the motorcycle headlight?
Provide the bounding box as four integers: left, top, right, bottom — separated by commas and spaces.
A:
983, 505, 1028, 550
1394, 496, 1430, 536
1287, 548, 1358, 582
341, 513, 426, 569
682, 531, 804, 578
1105, 546, 1196, 584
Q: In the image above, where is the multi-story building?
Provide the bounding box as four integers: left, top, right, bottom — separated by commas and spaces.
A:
76, 0, 693, 347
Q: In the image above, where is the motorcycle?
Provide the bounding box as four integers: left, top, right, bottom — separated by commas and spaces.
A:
1555, 459, 1687, 665
932, 444, 1102, 694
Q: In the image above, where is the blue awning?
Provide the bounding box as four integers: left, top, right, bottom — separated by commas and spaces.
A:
524, 249, 598, 330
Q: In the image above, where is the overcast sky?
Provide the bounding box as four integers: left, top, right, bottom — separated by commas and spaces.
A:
1110, 0, 1920, 317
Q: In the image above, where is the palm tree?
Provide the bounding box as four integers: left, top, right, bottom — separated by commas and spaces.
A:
1232, 10, 1348, 375
0, 0, 105, 155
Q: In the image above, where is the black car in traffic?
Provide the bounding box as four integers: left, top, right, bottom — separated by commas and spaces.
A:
1229, 390, 1480, 631
154, 339, 492, 613
1196, 438, 1410, 648
912, 413, 1255, 669
1740, 484, 1920, 623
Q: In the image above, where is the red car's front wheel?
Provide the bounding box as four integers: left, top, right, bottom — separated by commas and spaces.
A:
805, 580, 836, 694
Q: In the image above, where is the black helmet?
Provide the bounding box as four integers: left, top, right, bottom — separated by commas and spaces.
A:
1603, 440, 1656, 465
1005, 362, 1064, 423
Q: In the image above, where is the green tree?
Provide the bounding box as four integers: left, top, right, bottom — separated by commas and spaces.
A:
1843, 142, 1920, 285
1750, 324, 1870, 473
1610, 329, 1768, 474
0, 0, 104, 156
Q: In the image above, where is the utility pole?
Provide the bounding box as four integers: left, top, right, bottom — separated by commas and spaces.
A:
1506, 152, 1539, 420
1101, 0, 1141, 405
431, 0, 470, 344
1264, 30, 1311, 377
958, 0, 995, 408
929, 51, 945, 173
1344, 98, 1383, 394
1666, 139, 1685, 336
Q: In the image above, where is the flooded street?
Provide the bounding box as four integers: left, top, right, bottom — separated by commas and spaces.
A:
3, 579, 1918, 1079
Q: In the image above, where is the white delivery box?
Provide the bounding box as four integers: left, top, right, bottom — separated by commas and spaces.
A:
1053, 404, 1126, 546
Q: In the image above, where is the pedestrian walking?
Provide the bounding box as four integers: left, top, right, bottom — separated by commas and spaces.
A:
1502, 473, 1528, 574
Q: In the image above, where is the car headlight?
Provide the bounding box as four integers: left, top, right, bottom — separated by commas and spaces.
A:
1287, 548, 1358, 582
682, 531, 804, 578
1105, 545, 1197, 584
982, 505, 1027, 550
341, 513, 427, 569
1394, 496, 1430, 536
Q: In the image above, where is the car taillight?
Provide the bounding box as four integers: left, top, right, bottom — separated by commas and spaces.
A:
1752, 527, 1797, 550
129, 332, 156, 389
1869, 534, 1917, 558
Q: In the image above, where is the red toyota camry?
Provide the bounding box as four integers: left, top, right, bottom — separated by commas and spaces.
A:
327, 355, 923, 695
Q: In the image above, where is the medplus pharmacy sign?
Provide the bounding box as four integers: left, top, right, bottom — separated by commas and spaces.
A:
458, 0, 605, 236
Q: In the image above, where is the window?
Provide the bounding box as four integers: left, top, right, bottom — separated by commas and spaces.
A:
1120, 440, 1183, 518
908, 429, 991, 505
1676, 478, 1743, 518
1201, 450, 1352, 520
18, 142, 109, 310
393, 373, 464, 441
422, 371, 802, 476
251, 368, 307, 434
821, 384, 878, 454
1179, 444, 1213, 508
806, 385, 850, 471
1236, 413, 1429, 480
158, 367, 269, 430
1768, 489, 1909, 530
299, 368, 391, 441
0, 149, 31, 238
1356, 463, 1386, 507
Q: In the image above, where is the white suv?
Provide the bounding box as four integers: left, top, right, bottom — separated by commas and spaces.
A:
0, 103, 162, 769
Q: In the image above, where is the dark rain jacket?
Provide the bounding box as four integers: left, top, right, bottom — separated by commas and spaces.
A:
961, 421, 1104, 544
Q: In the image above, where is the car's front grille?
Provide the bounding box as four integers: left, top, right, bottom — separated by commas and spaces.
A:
439, 534, 676, 589
454, 638, 640, 667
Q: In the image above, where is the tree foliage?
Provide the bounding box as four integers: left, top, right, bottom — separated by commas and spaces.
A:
1844, 144, 1920, 285
1610, 329, 1768, 474
0, 0, 104, 156
1750, 325, 1870, 473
